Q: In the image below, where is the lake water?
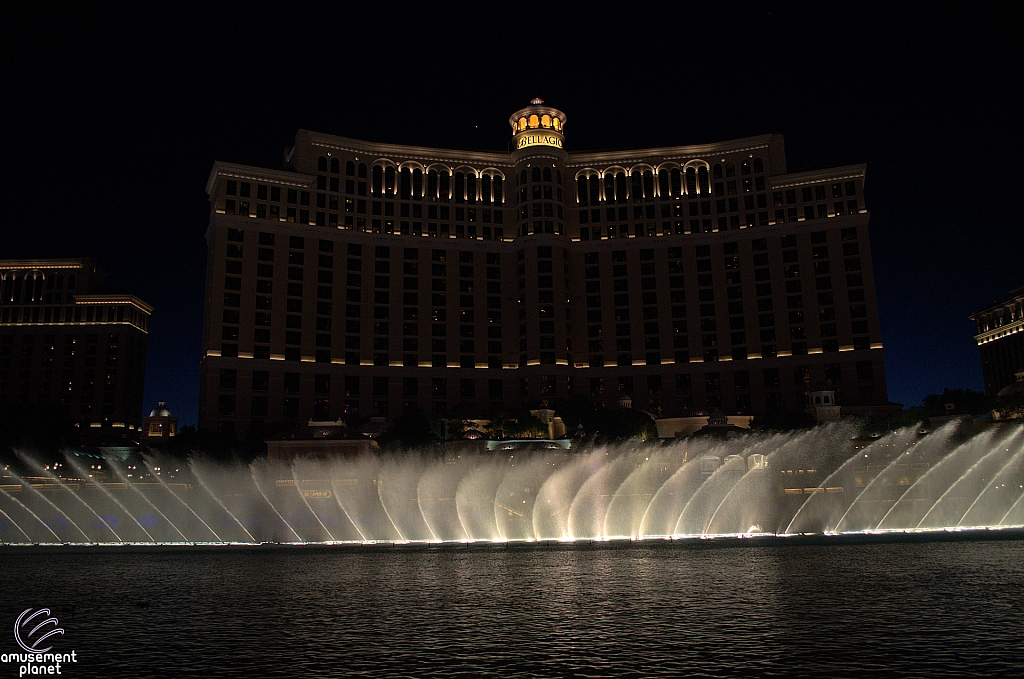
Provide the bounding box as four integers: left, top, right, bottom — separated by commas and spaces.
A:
1, 536, 1022, 678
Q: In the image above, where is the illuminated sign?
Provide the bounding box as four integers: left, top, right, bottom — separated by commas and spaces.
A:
516, 133, 563, 150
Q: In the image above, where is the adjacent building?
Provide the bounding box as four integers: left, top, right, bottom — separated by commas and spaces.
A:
0, 258, 152, 436
199, 101, 887, 438
141, 399, 178, 448
265, 419, 378, 462
971, 286, 1024, 396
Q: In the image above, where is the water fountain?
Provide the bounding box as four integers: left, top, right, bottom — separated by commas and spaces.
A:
0, 421, 1021, 545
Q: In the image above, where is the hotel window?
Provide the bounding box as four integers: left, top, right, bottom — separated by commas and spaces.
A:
216, 368, 238, 392
217, 394, 236, 416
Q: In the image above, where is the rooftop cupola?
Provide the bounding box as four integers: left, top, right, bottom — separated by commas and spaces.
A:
509, 98, 567, 157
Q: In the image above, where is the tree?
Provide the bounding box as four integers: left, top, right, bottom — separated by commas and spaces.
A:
161, 424, 197, 461
501, 410, 548, 438
240, 420, 295, 462
992, 392, 1024, 420
920, 388, 992, 417
583, 407, 657, 442
184, 427, 243, 464
0, 403, 79, 467
750, 409, 816, 432
375, 406, 439, 452
869, 408, 928, 434
553, 394, 595, 431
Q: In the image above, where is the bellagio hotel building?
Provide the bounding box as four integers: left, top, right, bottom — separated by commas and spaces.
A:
199, 100, 886, 437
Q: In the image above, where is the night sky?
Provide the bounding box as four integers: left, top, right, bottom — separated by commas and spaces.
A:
5, 7, 1019, 426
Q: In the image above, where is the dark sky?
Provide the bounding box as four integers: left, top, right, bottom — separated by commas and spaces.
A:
4, 6, 1019, 426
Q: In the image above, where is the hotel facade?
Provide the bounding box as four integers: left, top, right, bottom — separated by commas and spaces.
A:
0, 258, 152, 434
971, 286, 1024, 397
199, 101, 886, 437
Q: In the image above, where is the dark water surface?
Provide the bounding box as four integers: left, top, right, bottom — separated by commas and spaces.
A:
1, 538, 1022, 678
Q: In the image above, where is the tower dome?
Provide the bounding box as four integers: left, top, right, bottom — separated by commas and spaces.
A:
508, 98, 567, 154
149, 400, 172, 418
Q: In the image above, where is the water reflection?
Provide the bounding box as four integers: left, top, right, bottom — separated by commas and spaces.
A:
2, 540, 1021, 678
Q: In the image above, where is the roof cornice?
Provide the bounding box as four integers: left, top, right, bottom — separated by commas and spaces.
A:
565, 135, 776, 166
0, 259, 86, 270
74, 294, 154, 313
206, 162, 315, 195
299, 130, 513, 167
769, 164, 868, 188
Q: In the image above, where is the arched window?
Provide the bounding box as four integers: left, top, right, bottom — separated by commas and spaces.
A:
577, 176, 589, 205
553, 118, 561, 131
713, 164, 723, 179
631, 171, 642, 202
698, 166, 710, 194
330, 158, 340, 174
685, 167, 697, 194
671, 168, 682, 197
384, 166, 396, 194
427, 170, 438, 200
532, 167, 541, 182
372, 165, 383, 194
528, 114, 539, 128
520, 169, 527, 184
741, 160, 751, 175
643, 171, 654, 200
585, 176, 598, 205
481, 174, 491, 204
541, 114, 552, 128
543, 167, 552, 183
466, 174, 477, 202
412, 168, 423, 198
493, 175, 503, 204
616, 173, 627, 203
439, 170, 450, 200
556, 170, 562, 184
358, 163, 367, 178
346, 161, 356, 176
658, 169, 670, 197
399, 168, 412, 199
318, 156, 328, 172
604, 174, 616, 203
454, 172, 465, 203
725, 162, 735, 177
753, 157, 764, 173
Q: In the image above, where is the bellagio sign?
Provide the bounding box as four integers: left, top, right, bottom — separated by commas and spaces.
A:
516, 133, 563, 150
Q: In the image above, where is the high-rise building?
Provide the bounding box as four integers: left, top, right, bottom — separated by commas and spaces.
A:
971, 286, 1024, 396
0, 258, 152, 435
199, 101, 886, 437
